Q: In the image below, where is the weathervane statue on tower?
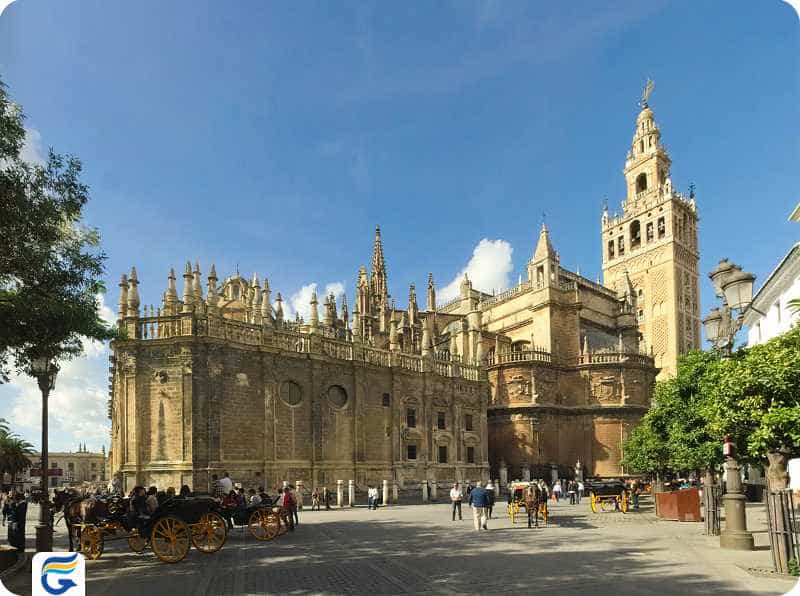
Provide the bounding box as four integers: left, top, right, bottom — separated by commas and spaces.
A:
640, 78, 654, 108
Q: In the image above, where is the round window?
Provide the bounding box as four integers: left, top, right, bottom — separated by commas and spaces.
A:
327, 385, 348, 409
280, 381, 303, 406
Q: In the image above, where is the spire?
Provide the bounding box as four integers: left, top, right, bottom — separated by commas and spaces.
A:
261, 278, 272, 326
206, 264, 218, 311
370, 225, 388, 307
533, 223, 556, 261
127, 267, 140, 315
193, 261, 203, 304
166, 268, 178, 314
309, 290, 319, 329
408, 283, 418, 326
251, 274, 261, 322
340, 294, 349, 326
274, 292, 284, 324
426, 273, 436, 312
182, 261, 193, 312
118, 274, 129, 318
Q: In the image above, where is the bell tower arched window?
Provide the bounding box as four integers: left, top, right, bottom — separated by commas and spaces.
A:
636, 173, 647, 193
630, 220, 641, 250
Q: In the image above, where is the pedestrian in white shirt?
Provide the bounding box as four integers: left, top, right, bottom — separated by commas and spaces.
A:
450, 483, 463, 521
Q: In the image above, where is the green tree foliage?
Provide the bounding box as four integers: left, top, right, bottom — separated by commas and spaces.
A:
625, 325, 800, 475
0, 418, 34, 484
706, 325, 800, 460
0, 78, 115, 381
623, 350, 723, 475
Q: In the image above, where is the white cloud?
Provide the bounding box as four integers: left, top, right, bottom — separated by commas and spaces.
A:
438, 239, 514, 303
1, 293, 115, 453
20, 128, 45, 165
277, 281, 346, 322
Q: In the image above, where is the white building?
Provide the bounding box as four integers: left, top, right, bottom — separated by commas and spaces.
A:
743, 242, 800, 347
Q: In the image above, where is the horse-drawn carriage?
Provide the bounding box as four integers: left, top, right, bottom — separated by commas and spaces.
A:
76, 495, 228, 563
586, 479, 629, 513
506, 481, 548, 527
54, 492, 287, 563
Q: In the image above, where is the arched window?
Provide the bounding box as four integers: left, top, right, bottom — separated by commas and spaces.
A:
280, 380, 303, 406
630, 220, 641, 250
511, 340, 530, 352
636, 173, 647, 193
232, 284, 240, 300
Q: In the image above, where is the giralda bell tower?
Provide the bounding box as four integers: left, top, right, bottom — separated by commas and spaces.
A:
601, 81, 701, 379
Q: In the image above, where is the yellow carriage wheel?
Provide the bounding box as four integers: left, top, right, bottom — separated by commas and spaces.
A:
590, 492, 598, 513
248, 509, 280, 542
191, 512, 227, 554
620, 491, 629, 514
79, 526, 104, 560
127, 531, 148, 553
151, 516, 191, 563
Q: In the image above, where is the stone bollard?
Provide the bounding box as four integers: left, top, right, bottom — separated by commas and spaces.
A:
430, 481, 437, 501
348, 479, 355, 507
296, 480, 304, 510
422, 481, 429, 502
337, 480, 344, 508
392, 481, 399, 504
282, 480, 289, 492
382, 479, 389, 507
494, 479, 500, 496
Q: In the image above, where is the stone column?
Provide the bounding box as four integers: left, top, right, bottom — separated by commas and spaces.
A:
430, 481, 438, 501
392, 481, 399, 504
348, 479, 355, 507
720, 458, 754, 550
337, 480, 344, 508
422, 481, 429, 502
382, 479, 389, 506
296, 480, 304, 510
494, 479, 500, 496
499, 461, 508, 490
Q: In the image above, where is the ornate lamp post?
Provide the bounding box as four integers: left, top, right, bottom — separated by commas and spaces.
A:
31, 356, 58, 553
701, 259, 758, 550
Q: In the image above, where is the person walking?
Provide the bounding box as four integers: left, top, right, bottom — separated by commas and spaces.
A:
450, 483, 463, 521
468, 481, 491, 531
323, 486, 331, 511
552, 480, 562, 502
219, 471, 233, 496
311, 488, 321, 511
367, 486, 375, 510
485, 482, 496, 519
577, 480, 584, 504
568, 480, 577, 505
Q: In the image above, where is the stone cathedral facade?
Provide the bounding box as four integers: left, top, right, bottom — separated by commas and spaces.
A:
109, 95, 698, 492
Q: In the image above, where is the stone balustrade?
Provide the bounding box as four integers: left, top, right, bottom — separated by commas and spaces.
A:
123, 312, 485, 381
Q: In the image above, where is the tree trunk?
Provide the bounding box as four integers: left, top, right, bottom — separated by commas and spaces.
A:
766, 451, 789, 490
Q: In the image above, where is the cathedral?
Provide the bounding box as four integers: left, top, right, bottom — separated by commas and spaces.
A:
108, 93, 699, 492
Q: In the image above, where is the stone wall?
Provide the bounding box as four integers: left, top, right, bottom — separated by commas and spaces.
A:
110, 337, 489, 493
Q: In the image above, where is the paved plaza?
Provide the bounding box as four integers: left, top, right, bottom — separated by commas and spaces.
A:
3, 497, 797, 595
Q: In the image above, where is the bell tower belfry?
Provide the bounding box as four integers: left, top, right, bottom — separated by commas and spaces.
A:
601, 82, 700, 378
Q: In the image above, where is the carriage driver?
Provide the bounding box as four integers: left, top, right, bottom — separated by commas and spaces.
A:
126, 486, 151, 530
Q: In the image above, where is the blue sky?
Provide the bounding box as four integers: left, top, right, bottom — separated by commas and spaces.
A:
0, 0, 798, 452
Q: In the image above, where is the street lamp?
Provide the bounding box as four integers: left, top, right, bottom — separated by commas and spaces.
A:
702, 260, 760, 551
31, 356, 58, 553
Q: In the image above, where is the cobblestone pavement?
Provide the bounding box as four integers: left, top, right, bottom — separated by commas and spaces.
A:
4, 497, 798, 595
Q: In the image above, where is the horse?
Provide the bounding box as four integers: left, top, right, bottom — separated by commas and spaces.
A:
524, 484, 546, 528
51, 489, 122, 551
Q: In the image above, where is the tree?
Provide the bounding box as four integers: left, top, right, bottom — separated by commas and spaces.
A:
0, 77, 114, 380
706, 324, 800, 464
0, 434, 34, 486
622, 350, 724, 477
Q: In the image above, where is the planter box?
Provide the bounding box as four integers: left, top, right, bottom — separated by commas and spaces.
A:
656, 488, 701, 522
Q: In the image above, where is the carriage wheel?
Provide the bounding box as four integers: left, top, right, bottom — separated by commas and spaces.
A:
151, 516, 191, 563
620, 492, 629, 514
127, 530, 148, 554
248, 509, 280, 541
80, 526, 104, 560
590, 492, 598, 513
191, 512, 227, 553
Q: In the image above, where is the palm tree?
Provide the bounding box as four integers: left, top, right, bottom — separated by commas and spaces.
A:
0, 434, 34, 488
789, 298, 800, 315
